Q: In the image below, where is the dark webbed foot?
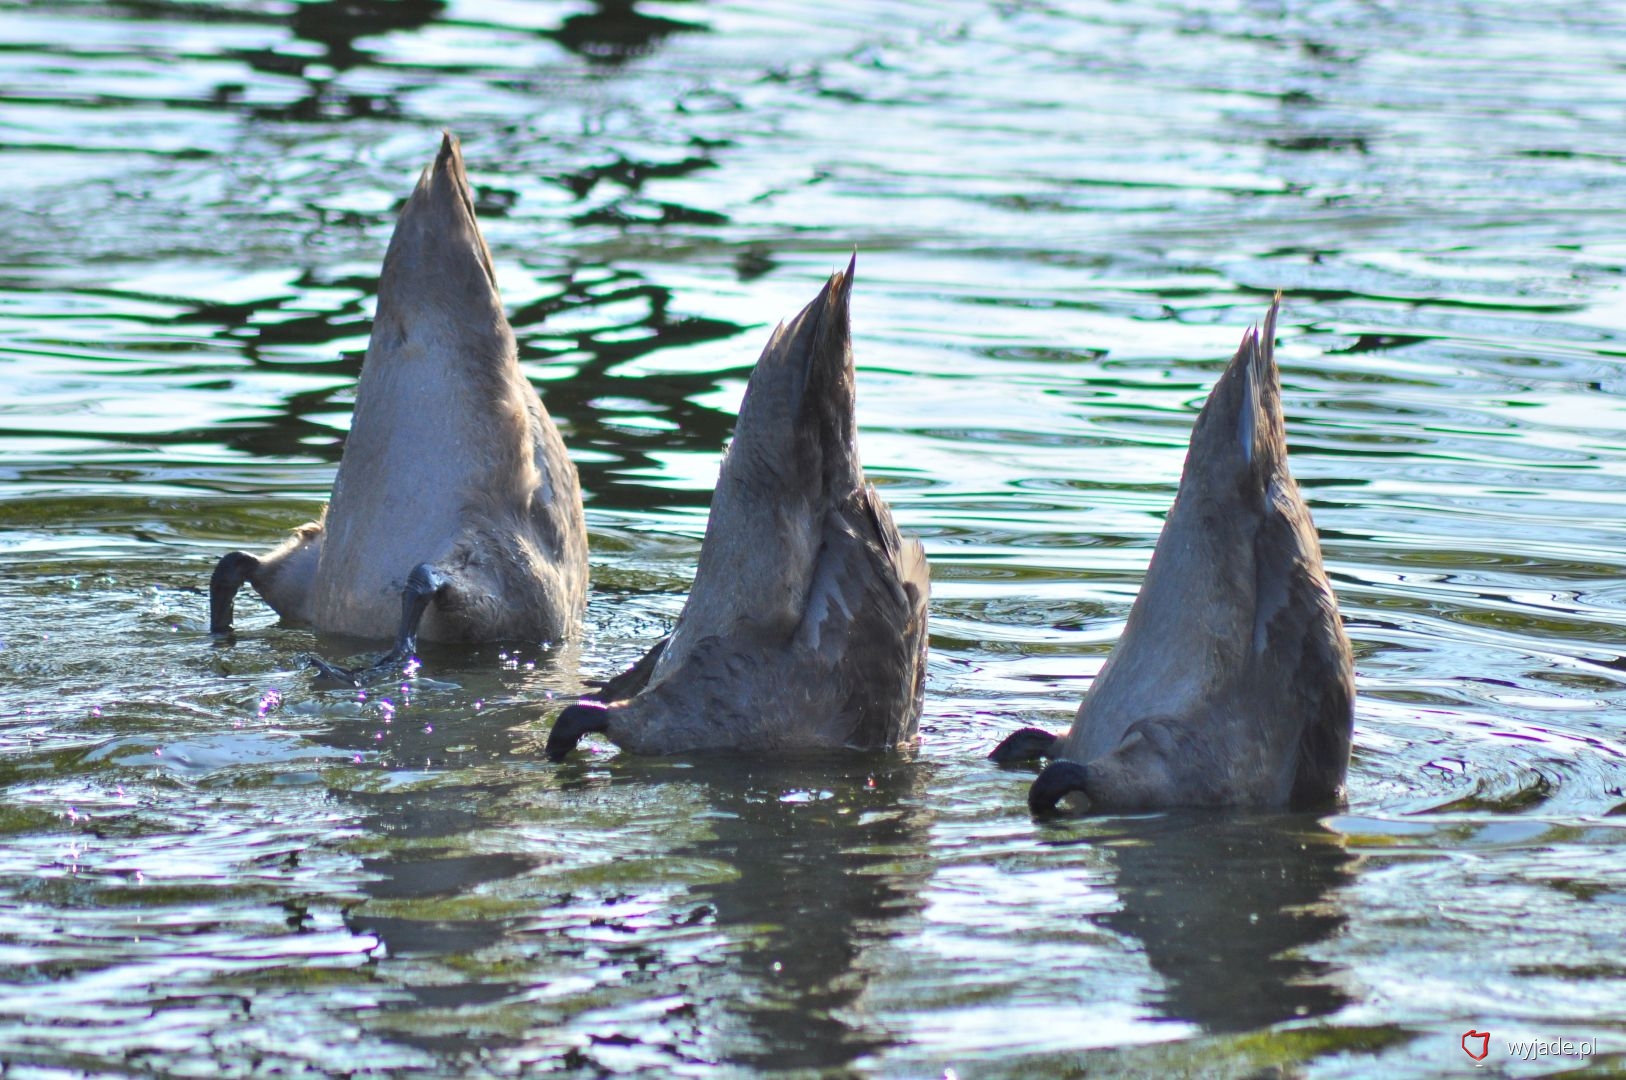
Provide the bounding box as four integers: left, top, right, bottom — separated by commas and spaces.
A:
1029, 760, 1091, 815
307, 563, 448, 685
209, 551, 261, 634
548, 703, 610, 762
989, 726, 1060, 763
306, 653, 409, 687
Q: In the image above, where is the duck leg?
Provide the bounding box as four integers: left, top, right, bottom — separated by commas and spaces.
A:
1028, 760, 1091, 814
1028, 717, 1226, 814
989, 726, 1060, 763
309, 563, 448, 685
209, 551, 261, 634
547, 702, 610, 761
390, 562, 447, 663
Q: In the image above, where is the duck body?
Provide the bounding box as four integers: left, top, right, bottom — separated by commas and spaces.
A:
993, 297, 1354, 812
210, 134, 587, 651
548, 260, 929, 758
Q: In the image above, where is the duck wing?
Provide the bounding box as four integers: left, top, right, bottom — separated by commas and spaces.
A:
1238, 298, 1354, 804
794, 485, 929, 749
1249, 479, 1354, 805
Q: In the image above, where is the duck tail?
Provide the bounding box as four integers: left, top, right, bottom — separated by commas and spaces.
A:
725, 254, 862, 501
1235, 291, 1286, 482
803, 253, 860, 496
373, 132, 505, 339
1179, 293, 1289, 506
805, 251, 857, 400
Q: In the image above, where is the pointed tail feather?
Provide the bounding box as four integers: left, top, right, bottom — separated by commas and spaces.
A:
1181, 294, 1288, 502
723, 258, 861, 502
1234, 292, 1283, 472
375, 132, 503, 324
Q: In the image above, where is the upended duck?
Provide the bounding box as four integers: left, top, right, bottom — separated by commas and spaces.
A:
991, 297, 1354, 813
547, 259, 929, 759
209, 134, 588, 662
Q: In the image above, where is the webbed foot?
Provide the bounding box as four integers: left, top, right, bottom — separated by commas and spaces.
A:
307, 651, 413, 687
307, 563, 447, 685
547, 703, 610, 762
1029, 760, 1091, 815
989, 726, 1060, 763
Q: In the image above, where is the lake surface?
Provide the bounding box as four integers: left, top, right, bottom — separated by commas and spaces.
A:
2, 0, 1625, 1075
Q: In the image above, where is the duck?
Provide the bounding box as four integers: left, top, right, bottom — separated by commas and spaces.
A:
547, 258, 929, 759
209, 133, 588, 664
990, 296, 1354, 813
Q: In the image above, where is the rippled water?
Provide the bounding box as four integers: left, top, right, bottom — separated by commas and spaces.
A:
2, 0, 1625, 1074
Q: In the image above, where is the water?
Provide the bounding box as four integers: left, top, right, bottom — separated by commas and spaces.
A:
2, 0, 1624, 1074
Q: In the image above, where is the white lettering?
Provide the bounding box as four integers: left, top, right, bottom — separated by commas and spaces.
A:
1504, 1037, 1597, 1061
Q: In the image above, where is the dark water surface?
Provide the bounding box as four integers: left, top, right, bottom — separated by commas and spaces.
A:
2, 0, 1625, 1075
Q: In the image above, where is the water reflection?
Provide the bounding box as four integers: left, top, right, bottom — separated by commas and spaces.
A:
6, 0, 1626, 1073
506, 271, 745, 512
235, 0, 704, 122
695, 758, 930, 1068
74, 263, 749, 500
565, 756, 934, 1071
312, 681, 554, 1044
545, 0, 707, 66
1089, 813, 1352, 1033
115, 0, 451, 122
287, 0, 447, 73
304, 738, 935, 1070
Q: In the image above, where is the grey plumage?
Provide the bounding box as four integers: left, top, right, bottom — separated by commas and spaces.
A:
550, 259, 929, 758
998, 296, 1354, 812
210, 133, 587, 647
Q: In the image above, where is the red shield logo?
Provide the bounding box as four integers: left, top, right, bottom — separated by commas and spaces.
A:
1462, 1029, 1490, 1062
